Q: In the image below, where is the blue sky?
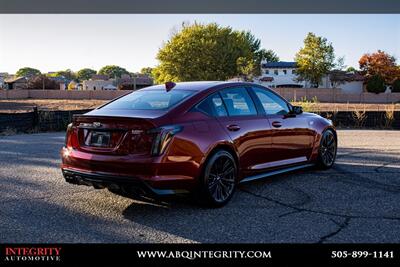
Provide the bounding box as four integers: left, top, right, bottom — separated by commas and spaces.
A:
0, 14, 399, 74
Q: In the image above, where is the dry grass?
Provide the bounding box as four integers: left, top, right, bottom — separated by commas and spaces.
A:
351, 106, 367, 128
384, 104, 396, 129
291, 102, 400, 112
0, 99, 108, 113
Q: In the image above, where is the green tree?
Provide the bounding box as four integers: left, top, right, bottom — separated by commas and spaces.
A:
236, 57, 256, 80
152, 22, 277, 83
48, 69, 77, 81
295, 32, 336, 87
257, 49, 279, 63
392, 79, 400, 93
98, 65, 129, 78
140, 67, 154, 78
366, 74, 386, 94
346, 66, 357, 72
76, 68, 97, 81
16, 67, 41, 77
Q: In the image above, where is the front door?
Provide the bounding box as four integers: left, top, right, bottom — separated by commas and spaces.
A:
250, 86, 313, 168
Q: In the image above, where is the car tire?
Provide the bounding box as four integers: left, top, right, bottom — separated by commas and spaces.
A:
198, 150, 237, 208
317, 129, 337, 169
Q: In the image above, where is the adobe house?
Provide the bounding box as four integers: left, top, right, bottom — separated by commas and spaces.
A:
82, 74, 115, 90
257, 61, 365, 93
258, 61, 304, 88
4, 76, 28, 89
328, 70, 365, 93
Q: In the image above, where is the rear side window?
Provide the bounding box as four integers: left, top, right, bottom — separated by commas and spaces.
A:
102, 89, 193, 110
196, 93, 227, 117
220, 87, 257, 116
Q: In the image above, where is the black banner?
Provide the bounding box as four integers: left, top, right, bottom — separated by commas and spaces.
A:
1, 244, 399, 266
0, 0, 400, 14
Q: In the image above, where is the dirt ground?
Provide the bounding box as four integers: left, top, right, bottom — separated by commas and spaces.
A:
0, 99, 399, 113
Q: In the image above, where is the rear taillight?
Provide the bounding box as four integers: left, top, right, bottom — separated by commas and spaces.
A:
148, 125, 183, 156
65, 123, 78, 148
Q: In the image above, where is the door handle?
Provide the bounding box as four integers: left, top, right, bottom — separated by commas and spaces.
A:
271, 121, 282, 128
227, 124, 240, 131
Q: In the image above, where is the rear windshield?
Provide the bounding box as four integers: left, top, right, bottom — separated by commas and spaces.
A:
101, 89, 193, 110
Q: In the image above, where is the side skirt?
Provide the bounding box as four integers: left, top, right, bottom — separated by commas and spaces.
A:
239, 163, 315, 184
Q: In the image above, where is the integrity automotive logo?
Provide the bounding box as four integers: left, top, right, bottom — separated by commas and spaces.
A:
3, 247, 62, 263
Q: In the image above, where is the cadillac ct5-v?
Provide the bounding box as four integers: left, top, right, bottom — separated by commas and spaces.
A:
61, 81, 337, 207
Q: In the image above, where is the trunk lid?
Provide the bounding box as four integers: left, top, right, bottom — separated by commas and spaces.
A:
71, 114, 158, 155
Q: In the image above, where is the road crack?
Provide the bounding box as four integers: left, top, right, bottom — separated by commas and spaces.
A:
278, 210, 305, 218
239, 188, 400, 221
318, 218, 351, 243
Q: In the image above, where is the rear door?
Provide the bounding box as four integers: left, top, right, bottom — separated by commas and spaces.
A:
216, 87, 273, 176
250, 86, 314, 167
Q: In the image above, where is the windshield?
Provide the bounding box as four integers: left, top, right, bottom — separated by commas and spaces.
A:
101, 89, 193, 110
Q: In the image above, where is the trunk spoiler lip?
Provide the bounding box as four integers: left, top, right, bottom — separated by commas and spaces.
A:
72, 114, 157, 120
72, 114, 158, 127
79, 108, 169, 119
71, 113, 172, 129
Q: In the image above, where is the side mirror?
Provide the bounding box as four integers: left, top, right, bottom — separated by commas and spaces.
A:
292, 106, 303, 115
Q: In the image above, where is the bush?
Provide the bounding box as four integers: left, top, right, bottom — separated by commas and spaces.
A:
366, 75, 386, 94
392, 79, 400, 93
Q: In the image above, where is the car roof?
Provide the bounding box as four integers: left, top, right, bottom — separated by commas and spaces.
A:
139, 81, 253, 92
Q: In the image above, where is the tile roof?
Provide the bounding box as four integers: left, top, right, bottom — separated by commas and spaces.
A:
262, 61, 297, 68
329, 70, 365, 82
4, 76, 27, 83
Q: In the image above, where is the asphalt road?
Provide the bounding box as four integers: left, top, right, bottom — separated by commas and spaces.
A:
1, 130, 400, 243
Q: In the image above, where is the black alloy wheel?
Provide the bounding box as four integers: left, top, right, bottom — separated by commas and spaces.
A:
318, 129, 337, 169
201, 150, 237, 207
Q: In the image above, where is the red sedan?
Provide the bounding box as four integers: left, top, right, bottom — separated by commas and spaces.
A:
61, 81, 337, 207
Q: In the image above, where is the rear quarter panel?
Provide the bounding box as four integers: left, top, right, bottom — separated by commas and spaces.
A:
167, 110, 235, 181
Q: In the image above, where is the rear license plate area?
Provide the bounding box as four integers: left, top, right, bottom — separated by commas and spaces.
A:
87, 131, 111, 147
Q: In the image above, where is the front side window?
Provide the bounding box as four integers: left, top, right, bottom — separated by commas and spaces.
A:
252, 87, 290, 115
196, 93, 227, 117
219, 87, 257, 116
102, 89, 193, 110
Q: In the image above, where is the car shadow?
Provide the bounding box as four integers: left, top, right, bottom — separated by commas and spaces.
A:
121, 146, 400, 243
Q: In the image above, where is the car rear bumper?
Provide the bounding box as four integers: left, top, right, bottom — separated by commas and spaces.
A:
60, 147, 201, 194
61, 168, 190, 196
